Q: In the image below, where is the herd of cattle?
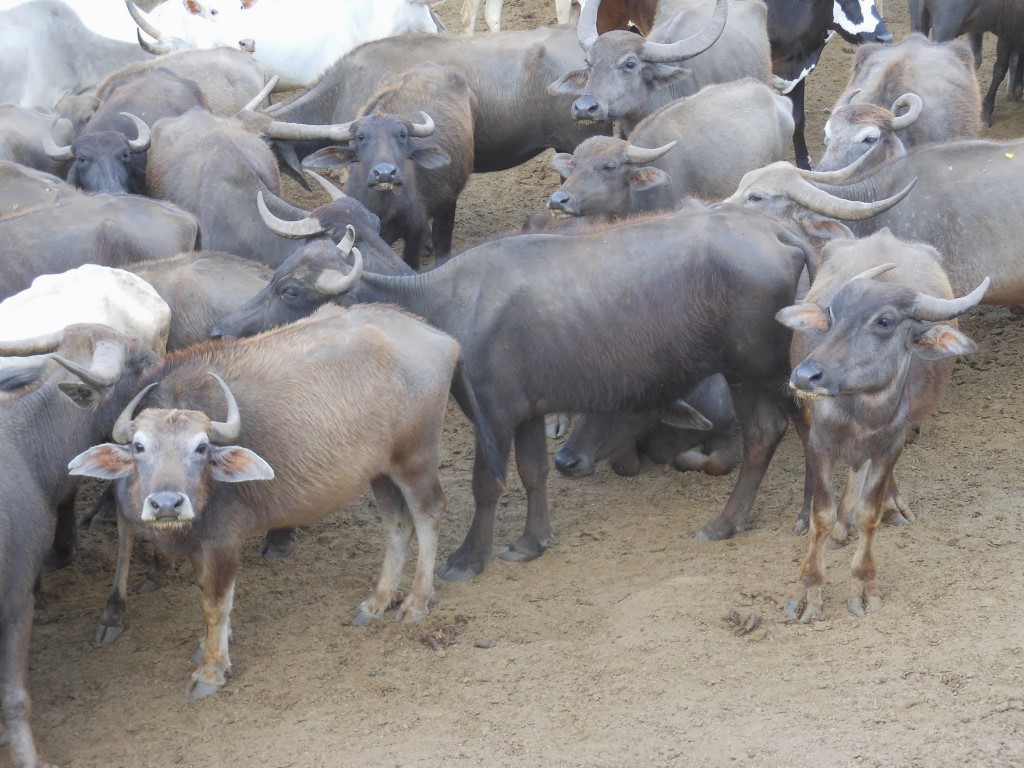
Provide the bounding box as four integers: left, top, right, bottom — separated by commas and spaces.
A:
0, 0, 1020, 764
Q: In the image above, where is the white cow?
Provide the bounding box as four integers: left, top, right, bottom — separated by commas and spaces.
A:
0, 265, 172, 363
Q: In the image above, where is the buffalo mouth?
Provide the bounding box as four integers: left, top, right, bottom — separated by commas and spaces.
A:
548, 208, 577, 220
790, 383, 832, 402
369, 181, 402, 193
145, 518, 195, 532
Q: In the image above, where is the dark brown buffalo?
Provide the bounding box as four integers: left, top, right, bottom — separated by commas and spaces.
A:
0, 325, 161, 768
817, 35, 980, 172
548, 0, 772, 136
0, 104, 73, 177
245, 25, 607, 182
0, 161, 199, 300
302, 63, 476, 269
777, 230, 987, 622
70, 303, 501, 699
45, 68, 210, 195
214, 205, 816, 580
554, 372, 739, 478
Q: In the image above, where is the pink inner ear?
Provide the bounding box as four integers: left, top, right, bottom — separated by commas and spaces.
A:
185, 0, 202, 16
777, 303, 829, 335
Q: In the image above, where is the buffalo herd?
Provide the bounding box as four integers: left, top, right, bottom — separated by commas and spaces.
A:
0, 0, 1020, 764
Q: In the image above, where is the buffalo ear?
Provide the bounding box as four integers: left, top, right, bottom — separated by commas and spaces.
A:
303, 146, 358, 170
59, 381, 100, 408
776, 303, 829, 339
69, 444, 134, 479
548, 69, 589, 96
629, 166, 670, 191
410, 146, 451, 170
643, 63, 689, 87
549, 153, 575, 178
794, 211, 854, 241
209, 445, 275, 482
660, 399, 713, 431
184, 0, 203, 16
911, 324, 977, 361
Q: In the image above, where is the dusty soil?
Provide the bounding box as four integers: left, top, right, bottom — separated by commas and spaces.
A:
11, 1, 1024, 766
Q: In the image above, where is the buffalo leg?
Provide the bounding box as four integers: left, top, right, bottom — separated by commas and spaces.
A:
848, 459, 899, 617
500, 415, 552, 562
880, 471, 913, 525
355, 478, 413, 624
139, 548, 174, 594
784, 445, 838, 623
696, 388, 788, 540
186, 544, 240, 699
459, 0, 480, 33
439, 429, 513, 581
787, 80, 811, 171
393, 471, 447, 622
97, 518, 135, 644
792, 407, 814, 535
77, 482, 117, 531
982, 35, 1013, 127
257, 527, 294, 559
2, 594, 53, 768
431, 203, 457, 264
45, 494, 76, 571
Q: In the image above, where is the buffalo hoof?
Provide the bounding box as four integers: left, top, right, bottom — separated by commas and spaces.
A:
257, 530, 293, 559
96, 622, 124, 644
352, 609, 378, 626
394, 597, 429, 624
438, 549, 486, 582
138, 575, 162, 594
498, 535, 546, 562
848, 594, 882, 617
782, 597, 824, 624
44, 543, 75, 571
185, 675, 224, 700
694, 521, 739, 541
544, 412, 571, 439
794, 516, 809, 535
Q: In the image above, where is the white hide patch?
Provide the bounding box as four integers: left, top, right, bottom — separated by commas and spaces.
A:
833, 0, 882, 36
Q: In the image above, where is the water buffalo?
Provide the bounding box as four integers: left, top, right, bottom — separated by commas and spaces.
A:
725, 139, 1024, 306
0, 324, 162, 768
0, 104, 72, 176
302, 63, 476, 269
0, 161, 199, 300
817, 35, 980, 172
543, 78, 792, 222
214, 206, 826, 579
44, 68, 209, 194
70, 302, 501, 699
777, 230, 987, 622
548, 0, 772, 136
245, 24, 607, 181
765, 0, 892, 169
554, 372, 740, 478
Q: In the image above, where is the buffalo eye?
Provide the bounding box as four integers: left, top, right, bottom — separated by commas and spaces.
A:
746, 193, 763, 203
122, 151, 131, 162
623, 59, 638, 71
356, 132, 365, 142
280, 286, 299, 301
133, 442, 144, 454
195, 442, 208, 455
875, 314, 895, 330
210, 7, 218, 13
862, 135, 877, 145
78, 157, 89, 164
603, 162, 617, 171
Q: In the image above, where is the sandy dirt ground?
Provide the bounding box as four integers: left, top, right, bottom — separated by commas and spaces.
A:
9, 0, 1024, 766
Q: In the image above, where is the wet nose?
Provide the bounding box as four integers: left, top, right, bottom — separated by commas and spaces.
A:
147, 491, 187, 520
371, 164, 398, 184
791, 361, 825, 392
548, 190, 573, 212
571, 96, 601, 122
554, 447, 594, 477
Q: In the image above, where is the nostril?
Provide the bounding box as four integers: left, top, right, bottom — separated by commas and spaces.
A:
149, 499, 159, 509
173, 496, 183, 509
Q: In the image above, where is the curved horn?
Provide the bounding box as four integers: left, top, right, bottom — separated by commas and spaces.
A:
408, 111, 435, 138
338, 224, 356, 255
837, 88, 862, 108
262, 119, 354, 142
0, 329, 65, 357
51, 340, 126, 389
847, 263, 898, 284
576, 0, 600, 51
315, 243, 364, 295
112, 383, 157, 443
910, 277, 991, 322
136, 28, 170, 55
784, 176, 917, 221
120, 112, 151, 153
42, 119, 75, 161
238, 75, 280, 115
624, 140, 677, 164
305, 170, 347, 201
641, 0, 728, 63
888, 92, 924, 131
799, 141, 879, 183
126, 0, 163, 42
207, 373, 241, 443
257, 191, 326, 238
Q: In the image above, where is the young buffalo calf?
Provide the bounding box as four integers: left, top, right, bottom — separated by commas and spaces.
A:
69, 299, 484, 699
777, 231, 988, 622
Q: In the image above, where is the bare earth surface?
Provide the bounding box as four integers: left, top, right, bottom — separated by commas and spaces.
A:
10, 1, 1024, 766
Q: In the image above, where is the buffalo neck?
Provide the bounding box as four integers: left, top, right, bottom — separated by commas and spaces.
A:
355, 268, 456, 325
